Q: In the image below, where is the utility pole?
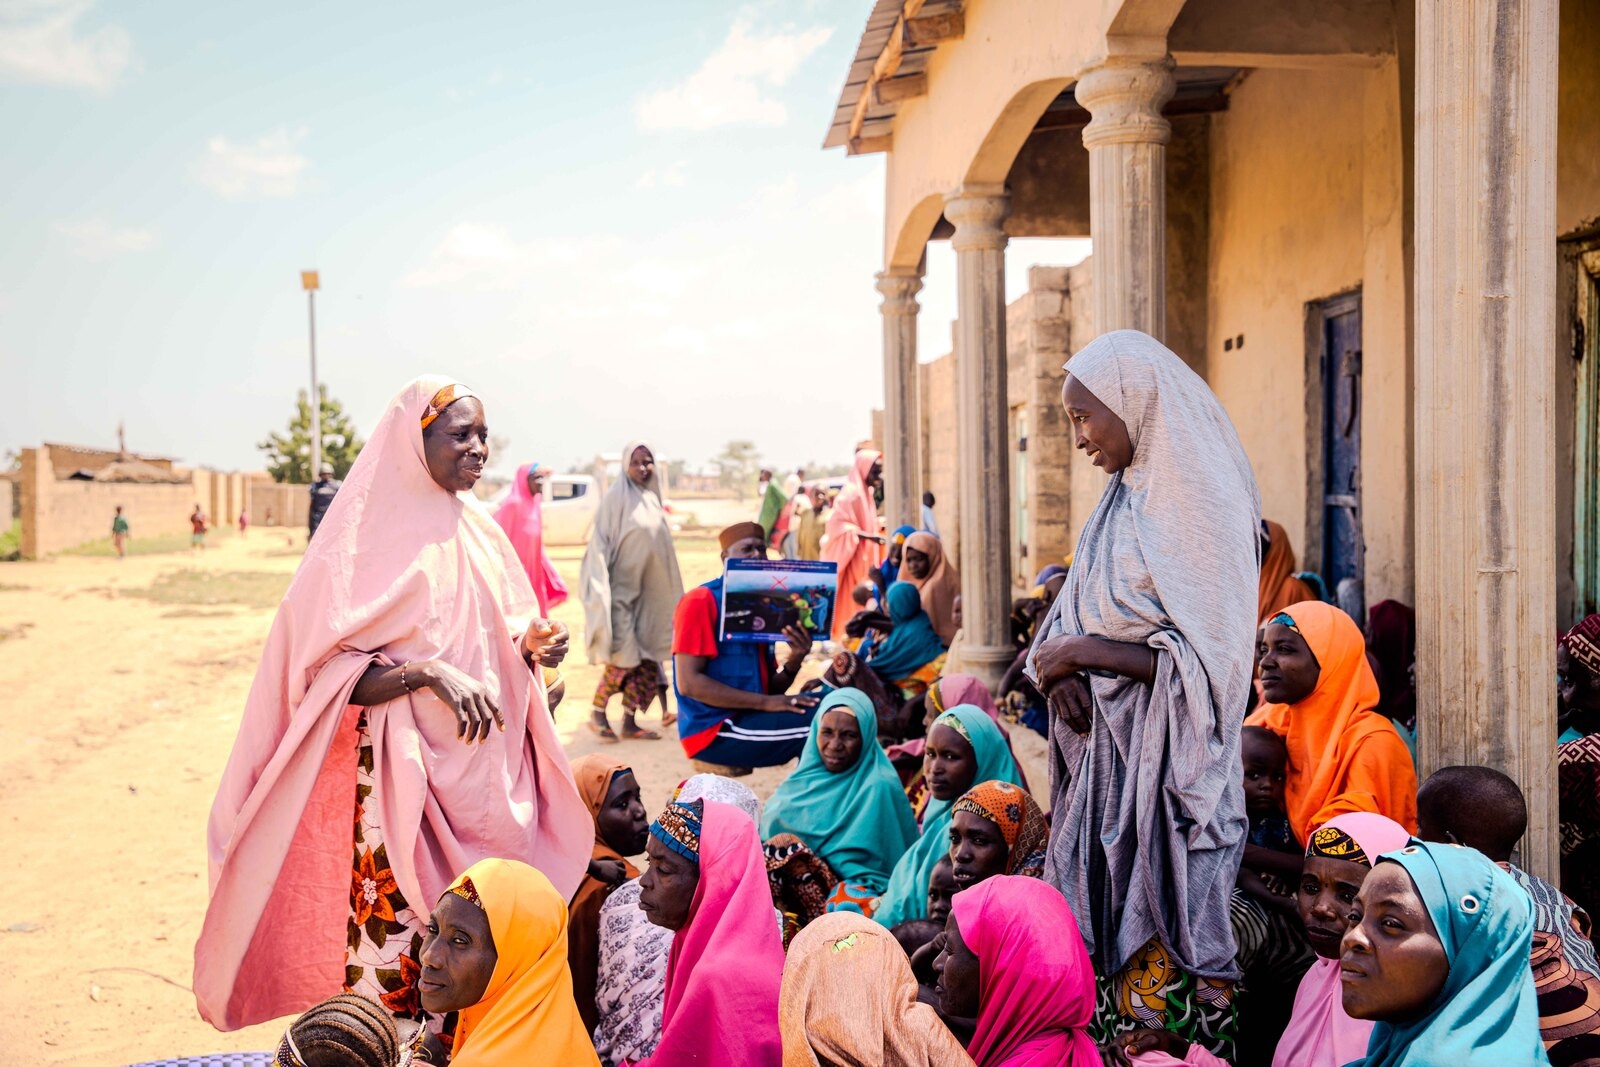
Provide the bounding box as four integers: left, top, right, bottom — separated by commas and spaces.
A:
300, 270, 321, 479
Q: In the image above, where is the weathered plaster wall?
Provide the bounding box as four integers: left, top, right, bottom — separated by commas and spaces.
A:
1206, 66, 1371, 589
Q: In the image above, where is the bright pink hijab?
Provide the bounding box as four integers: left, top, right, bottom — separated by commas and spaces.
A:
193, 376, 591, 1031
492, 462, 569, 611
643, 800, 784, 1067
953, 876, 1100, 1067
823, 449, 883, 642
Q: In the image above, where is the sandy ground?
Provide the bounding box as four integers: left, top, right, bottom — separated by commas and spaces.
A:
0, 515, 1045, 1067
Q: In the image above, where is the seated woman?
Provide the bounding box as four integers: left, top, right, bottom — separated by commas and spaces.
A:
567, 755, 649, 1033
1119, 812, 1411, 1067
418, 858, 599, 1066
1247, 601, 1417, 844
781, 911, 975, 1067
1119, 838, 1548, 1067
949, 781, 1049, 888
934, 875, 1101, 1066
887, 674, 1028, 823
874, 706, 1023, 927
874, 524, 919, 598
761, 688, 920, 915
859, 582, 950, 702
903, 532, 961, 647
590, 775, 762, 1067
636, 799, 784, 1067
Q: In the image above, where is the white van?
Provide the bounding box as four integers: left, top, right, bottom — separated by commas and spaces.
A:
542, 474, 598, 545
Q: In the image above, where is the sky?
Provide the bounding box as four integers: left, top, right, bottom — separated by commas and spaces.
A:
1, 0, 1087, 476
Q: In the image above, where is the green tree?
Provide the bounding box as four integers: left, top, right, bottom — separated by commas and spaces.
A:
715, 440, 762, 500
258, 385, 365, 483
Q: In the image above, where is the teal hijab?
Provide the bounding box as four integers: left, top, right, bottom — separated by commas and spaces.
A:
1350, 841, 1549, 1067
872, 704, 1022, 927
759, 688, 918, 892
862, 581, 948, 681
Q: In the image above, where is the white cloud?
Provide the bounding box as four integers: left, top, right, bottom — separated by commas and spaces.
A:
0, 0, 133, 90
635, 160, 689, 189
53, 218, 155, 258
635, 16, 831, 132
194, 128, 309, 200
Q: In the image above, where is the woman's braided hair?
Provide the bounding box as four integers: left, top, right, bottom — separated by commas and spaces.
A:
282, 993, 401, 1067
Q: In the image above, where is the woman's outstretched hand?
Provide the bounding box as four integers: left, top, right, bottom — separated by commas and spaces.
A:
522, 619, 570, 667
417, 659, 503, 743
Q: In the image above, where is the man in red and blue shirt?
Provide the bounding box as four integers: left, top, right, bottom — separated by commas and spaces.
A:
672, 521, 819, 773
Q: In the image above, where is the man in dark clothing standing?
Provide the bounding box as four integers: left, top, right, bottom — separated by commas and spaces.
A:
308, 462, 341, 540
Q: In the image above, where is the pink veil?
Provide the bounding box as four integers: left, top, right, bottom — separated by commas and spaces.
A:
492, 462, 569, 611
193, 376, 590, 1030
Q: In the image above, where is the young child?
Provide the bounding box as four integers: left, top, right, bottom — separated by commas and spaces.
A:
1417, 764, 1600, 1065
1236, 725, 1301, 911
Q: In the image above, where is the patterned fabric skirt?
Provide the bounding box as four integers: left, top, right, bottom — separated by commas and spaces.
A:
343, 714, 428, 1027
593, 660, 661, 713
1092, 937, 1238, 1058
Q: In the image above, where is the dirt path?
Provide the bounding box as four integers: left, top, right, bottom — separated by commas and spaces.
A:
0, 525, 1045, 1066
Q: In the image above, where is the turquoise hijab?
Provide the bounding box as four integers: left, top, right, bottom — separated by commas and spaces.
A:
862, 581, 947, 681
873, 704, 1022, 927
759, 688, 918, 893
1350, 841, 1549, 1067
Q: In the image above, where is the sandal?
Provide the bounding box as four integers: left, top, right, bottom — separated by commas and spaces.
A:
659, 710, 677, 729
620, 724, 662, 741
588, 716, 620, 744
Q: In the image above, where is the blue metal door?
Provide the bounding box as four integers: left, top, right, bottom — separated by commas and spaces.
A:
1321, 295, 1364, 608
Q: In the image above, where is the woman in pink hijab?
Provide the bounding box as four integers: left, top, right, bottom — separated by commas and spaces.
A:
935, 875, 1101, 1066
493, 462, 569, 611
635, 799, 785, 1067
193, 377, 591, 1034
1114, 811, 1411, 1067
822, 450, 886, 643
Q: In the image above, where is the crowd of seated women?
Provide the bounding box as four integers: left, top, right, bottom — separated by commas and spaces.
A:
272, 606, 1600, 1067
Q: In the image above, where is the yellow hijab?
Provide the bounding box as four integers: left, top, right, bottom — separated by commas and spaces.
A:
445, 859, 601, 1067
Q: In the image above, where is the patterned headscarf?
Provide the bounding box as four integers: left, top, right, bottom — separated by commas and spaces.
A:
1562, 614, 1600, 675
953, 781, 1049, 878
650, 800, 703, 863
419, 383, 474, 430
763, 834, 840, 946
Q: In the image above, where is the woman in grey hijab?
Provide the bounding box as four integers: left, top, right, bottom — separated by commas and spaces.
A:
581, 441, 685, 741
1027, 330, 1261, 1056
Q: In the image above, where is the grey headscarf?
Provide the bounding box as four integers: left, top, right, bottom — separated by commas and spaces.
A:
1026, 329, 1261, 979
580, 440, 685, 666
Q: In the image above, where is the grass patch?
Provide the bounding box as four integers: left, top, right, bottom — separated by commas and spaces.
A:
64, 530, 237, 557
0, 519, 20, 561
126, 569, 291, 610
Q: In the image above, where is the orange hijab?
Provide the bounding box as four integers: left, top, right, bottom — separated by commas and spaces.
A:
1245, 601, 1417, 843
1258, 520, 1317, 624
905, 532, 960, 646
567, 754, 639, 1031
447, 859, 600, 1067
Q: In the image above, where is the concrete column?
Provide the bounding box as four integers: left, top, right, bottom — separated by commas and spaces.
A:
876, 267, 923, 532
944, 184, 1013, 691
1414, 0, 1559, 877
1075, 54, 1175, 338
